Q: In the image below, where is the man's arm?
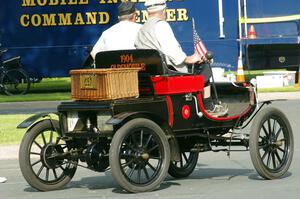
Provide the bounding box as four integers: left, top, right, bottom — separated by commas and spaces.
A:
90, 33, 106, 59
155, 21, 186, 65
155, 21, 202, 65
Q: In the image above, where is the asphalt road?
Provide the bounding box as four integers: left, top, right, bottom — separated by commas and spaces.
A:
0, 99, 299, 198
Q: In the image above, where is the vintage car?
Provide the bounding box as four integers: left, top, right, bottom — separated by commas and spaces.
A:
18, 50, 294, 193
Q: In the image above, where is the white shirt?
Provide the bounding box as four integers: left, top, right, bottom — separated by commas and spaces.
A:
91, 21, 142, 59
155, 21, 187, 72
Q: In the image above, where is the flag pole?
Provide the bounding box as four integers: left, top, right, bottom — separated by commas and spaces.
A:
192, 17, 196, 30
191, 17, 195, 73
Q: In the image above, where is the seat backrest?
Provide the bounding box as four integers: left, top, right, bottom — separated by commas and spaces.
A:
95, 49, 168, 75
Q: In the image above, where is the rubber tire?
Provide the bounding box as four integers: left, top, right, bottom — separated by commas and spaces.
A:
19, 120, 77, 191
168, 151, 199, 178
249, 107, 294, 179
109, 118, 171, 193
0, 68, 30, 95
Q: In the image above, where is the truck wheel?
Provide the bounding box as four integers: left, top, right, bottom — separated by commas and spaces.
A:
19, 120, 77, 191
109, 118, 171, 193
168, 151, 198, 178
250, 107, 293, 179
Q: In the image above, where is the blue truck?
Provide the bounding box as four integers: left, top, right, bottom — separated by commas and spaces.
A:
0, 0, 299, 79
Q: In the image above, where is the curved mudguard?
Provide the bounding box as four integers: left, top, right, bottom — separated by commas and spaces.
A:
106, 112, 141, 125
106, 111, 167, 127
17, 112, 58, 129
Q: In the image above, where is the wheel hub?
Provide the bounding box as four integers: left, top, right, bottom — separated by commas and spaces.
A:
141, 153, 150, 160
41, 144, 63, 169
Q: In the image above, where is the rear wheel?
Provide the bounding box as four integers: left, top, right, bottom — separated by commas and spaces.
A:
168, 151, 198, 178
0, 68, 30, 95
250, 107, 293, 179
109, 118, 171, 193
19, 120, 77, 191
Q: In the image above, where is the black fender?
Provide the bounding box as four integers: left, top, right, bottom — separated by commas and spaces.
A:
106, 112, 142, 125
106, 111, 170, 127
106, 111, 180, 161
17, 112, 59, 129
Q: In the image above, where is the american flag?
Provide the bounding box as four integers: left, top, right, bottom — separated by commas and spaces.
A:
193, 19, 207, 59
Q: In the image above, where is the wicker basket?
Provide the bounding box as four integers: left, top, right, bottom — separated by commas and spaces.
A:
70, 68, 139, 101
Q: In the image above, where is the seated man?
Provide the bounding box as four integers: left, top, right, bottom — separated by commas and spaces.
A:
135, 0, 227, 116
90, 1, 142, 59
135, 0, 202, 73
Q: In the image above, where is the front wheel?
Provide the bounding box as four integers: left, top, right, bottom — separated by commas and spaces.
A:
19, 120, 77, 191
250, 107, 294, 179
109, 118, 171, 193
0, 68, 30, 95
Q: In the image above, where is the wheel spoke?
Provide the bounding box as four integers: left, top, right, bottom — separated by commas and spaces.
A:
121, 159, 134, 168
59, 165, 66, 171
277, 147, 285, 153
147, 162, 156, 172
31, 159, 41, 166
49, 130, 53, 143
267, 152, 271, 167
131, 133, 139, 147
259, 135, 266, 140
30, 152, 40, 156
271, 152, 276, 169
261, 150, 268, 160
145, 134, 153, 148
143, 167, 150, 180
55, 137, 61, 145
259, 143, 268, 149
267, 119, 272, 136
180, 154, 183, 168
36, 165, 44, 177
274, 150, 283, 164
123, 141, 136, 152
137, 164, 142, 183
52, 169, 58, 179
148, 144, 159, 153
275, 127, 283, 140
149, 155, 161, 160
41, 132, 46, 145
33, 141, 43, 150
45, 168, 49, 181
272, 119, 276, 135
128, 164, 137, 178
182, 152, 188, 163
262, 125, 269, 138
140, 129, 144, 147
120, 153, 134, 158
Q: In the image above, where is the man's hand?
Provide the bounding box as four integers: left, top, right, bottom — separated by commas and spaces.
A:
184, 52, 202, 64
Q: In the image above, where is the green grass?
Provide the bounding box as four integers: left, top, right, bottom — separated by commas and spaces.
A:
0, 77, 72, 102
29, 77, 71, 93
0, 114, 33, 145
0, 92, 71, 102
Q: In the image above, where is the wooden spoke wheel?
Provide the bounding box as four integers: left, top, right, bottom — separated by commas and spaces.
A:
250, 107, 293, 179
109, 118, 170, 193
19, 120, 77, 191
